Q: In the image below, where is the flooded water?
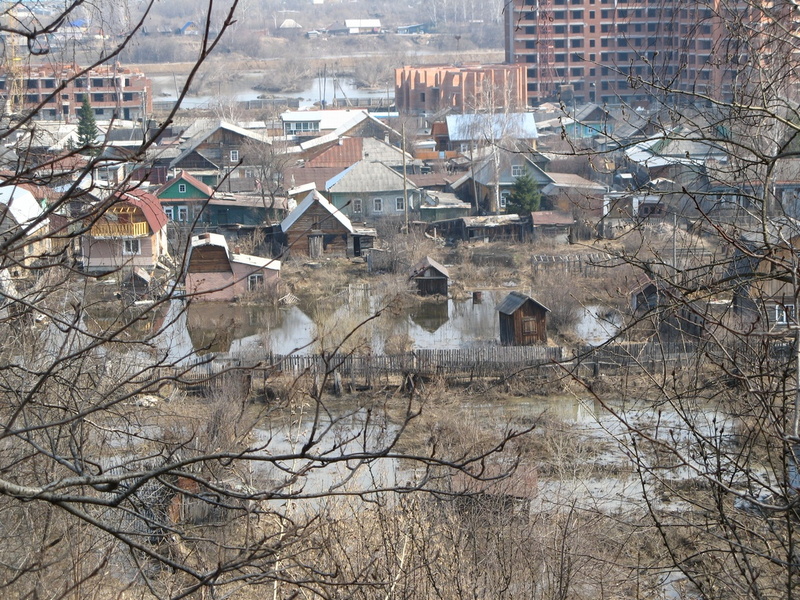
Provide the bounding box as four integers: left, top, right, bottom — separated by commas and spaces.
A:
575, 305, 623, 346
251, 405, 400, 498
174, 293, 619, 357
242, 392, 736, 519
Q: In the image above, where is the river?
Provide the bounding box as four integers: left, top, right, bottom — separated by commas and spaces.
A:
150, 74, 394, 110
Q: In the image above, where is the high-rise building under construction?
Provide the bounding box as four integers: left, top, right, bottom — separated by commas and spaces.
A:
504, 0, 765, 106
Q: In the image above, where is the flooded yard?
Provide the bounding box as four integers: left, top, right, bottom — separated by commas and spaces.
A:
171, 292, 621, 357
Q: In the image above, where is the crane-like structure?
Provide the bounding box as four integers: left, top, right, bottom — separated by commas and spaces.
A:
1, 2, 25, 116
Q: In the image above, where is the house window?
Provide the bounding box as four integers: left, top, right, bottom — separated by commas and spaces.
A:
500, 191, 510, 208
511, 165, 524, 178
352, 199, 362, 213
164, 206, 174, 221
396, 197, 405, 212
522, 317, 538, 336
230, 150, 239, 162
776, 303, 796, 325
178, 183, 187, 194
373, 198, 383, 212
248, 273, 264, 291
123, 239, 141, 255
177, 206, 189, 222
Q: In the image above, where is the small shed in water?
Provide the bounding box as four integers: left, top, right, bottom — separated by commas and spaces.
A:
409, 256, 449, 296
497, 291, 549, 345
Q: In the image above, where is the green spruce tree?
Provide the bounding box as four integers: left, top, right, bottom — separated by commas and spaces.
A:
76, 96, 99, 152
506, 173, 541, 214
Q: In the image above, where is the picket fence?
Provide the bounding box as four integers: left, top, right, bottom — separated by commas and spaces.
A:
167, 339, 798, 386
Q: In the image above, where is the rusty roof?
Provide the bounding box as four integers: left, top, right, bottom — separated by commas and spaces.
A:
306, 137, 363, 168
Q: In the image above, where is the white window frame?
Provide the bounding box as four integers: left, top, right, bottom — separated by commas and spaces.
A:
500, 191, 510, 208
123, 239, 141, 255
373, 198, 383, 213
396, 197, 405, 212
511, 164, 524, 177
248, 272, 264, 291
164, 206, 174, 221
230, 150, 239, 162
776, 303, 796, 325
352, 198, 362, 213
177, 206, 189, 222
178, 183, 187, 194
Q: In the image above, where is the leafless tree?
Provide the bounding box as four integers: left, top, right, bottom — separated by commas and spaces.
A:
555, 0, 800, 597
0, 2, 536, 599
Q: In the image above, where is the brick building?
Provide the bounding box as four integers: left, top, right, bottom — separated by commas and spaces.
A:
0, 63, 152, 122
394, 63, 526, 115
504, 0, 748, 106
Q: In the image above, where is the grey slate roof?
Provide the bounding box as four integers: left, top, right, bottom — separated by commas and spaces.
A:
496, 291, 550, 315
326, 160, 419, 194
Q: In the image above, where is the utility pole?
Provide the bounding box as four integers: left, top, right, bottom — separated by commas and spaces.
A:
402, 122, 409, 234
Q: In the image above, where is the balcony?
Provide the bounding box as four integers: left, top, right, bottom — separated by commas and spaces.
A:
89, 221, 149, 238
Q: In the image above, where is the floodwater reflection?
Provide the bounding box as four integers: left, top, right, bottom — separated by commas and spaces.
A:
181, 292, 620, 356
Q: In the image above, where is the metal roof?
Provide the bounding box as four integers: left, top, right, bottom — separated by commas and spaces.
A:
496, 291, 550, 315
280, 189, 354, 234
326, 160, 416, 194
0, 184, 48, 235
446, 113, 538, 142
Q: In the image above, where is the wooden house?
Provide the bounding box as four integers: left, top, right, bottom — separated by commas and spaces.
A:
409, 256, 449, 297
531, 210, 575, 240
0, 184, 50, 276
470, 151, 551, 214
79, 189, 169, 275
156, 170, 214, 224
185, 233, 281, 302
497, 291, 549, 346
325, 160, 433, 222
168, 120, 273, 189
280, 189, 375, 258
157, 171, 285, 228
731, 228, 800, 331
630, 276, 707, 340
426, 214, 531, 243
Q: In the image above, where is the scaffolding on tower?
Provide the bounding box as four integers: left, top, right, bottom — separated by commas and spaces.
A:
536, 0, 558, 101
1, 2, 25, 116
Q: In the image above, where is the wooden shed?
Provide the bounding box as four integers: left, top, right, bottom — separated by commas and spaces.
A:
497, 291, 550, 345
409, 256, 449, 297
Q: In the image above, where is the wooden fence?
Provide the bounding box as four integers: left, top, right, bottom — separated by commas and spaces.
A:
269, 346, 564, 378
165, 339, 798, 388
529, 253, 620, 277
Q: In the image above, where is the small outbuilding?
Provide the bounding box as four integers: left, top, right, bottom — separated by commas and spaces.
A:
185, 233, 281, 301
409, 256, 449, 297
497, 291, 550, 345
